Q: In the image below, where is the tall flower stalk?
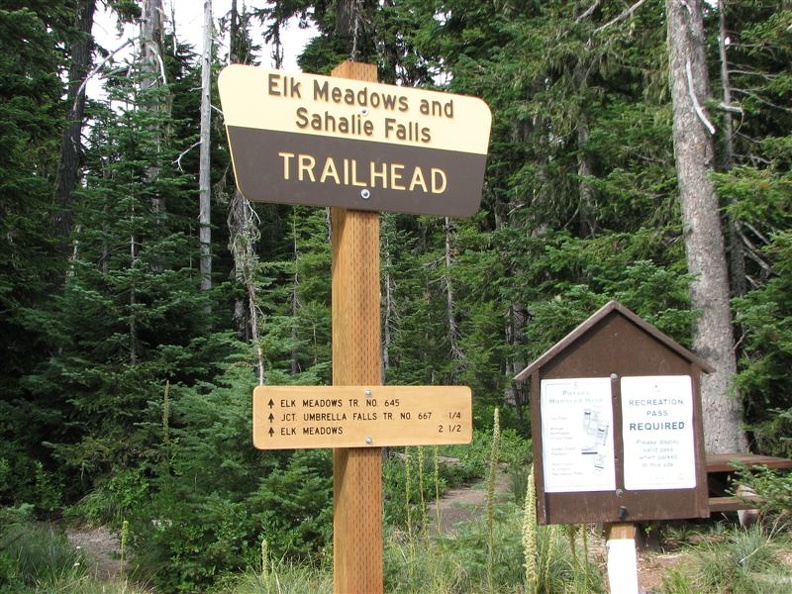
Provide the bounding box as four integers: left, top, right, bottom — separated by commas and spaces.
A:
522, 465, 538, 593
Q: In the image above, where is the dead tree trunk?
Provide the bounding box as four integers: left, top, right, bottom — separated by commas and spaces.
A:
54, 0, 96, 243
444, 218, 463, 363
227, 0, 264, 381
199, 0, 212, 292
717, 0, 746, 299
666, 0, 747, 453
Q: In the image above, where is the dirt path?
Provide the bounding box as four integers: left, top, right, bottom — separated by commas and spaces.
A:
427, 473, 513, 534
66, 525, 123, 581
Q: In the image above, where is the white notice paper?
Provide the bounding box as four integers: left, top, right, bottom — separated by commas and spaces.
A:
621, 375, 696, 490
540, 377, 616, 493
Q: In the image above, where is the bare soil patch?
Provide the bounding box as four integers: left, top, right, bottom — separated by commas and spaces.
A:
427, 472, 513, 534
66, 524, 123, 581
637, 550, 689, 593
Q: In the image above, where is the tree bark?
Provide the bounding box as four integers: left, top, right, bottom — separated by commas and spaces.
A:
444, 218, 463, 362
577, 120, 595, 238
228, 190, 265, 383
666, 0, 747, 453
141, 0, 164, 215
227, 0, 264, 381
381, 214, 397, 381
54, 0, 96, 242
199, 0, 212, 292
335, 0, 356, 37
141, 0, 163, 89
290, 216, 300, 375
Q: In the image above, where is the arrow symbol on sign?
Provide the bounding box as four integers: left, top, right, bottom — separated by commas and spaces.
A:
268, 413, 274, 423
268, 399, 274, 408
269, 427, 274, 437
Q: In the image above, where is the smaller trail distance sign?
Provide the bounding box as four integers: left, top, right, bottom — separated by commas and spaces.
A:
253, 385, 473, 449
218, 65, 492, 217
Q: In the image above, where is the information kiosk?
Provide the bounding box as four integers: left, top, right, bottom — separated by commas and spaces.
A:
515, 301, 713, 594
515, 301, 712, 525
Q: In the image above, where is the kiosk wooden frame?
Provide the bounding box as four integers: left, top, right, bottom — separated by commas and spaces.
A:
515, 301, 713, 525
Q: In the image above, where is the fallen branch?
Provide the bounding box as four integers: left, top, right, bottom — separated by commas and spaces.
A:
74, 38, 134, 106
594, 0, 649, 34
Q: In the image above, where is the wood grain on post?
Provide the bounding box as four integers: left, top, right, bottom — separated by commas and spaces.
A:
605, 523, 636, 540
330, 60, 383, 594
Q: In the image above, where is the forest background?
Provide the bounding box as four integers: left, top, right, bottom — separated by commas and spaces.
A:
1, 0, 791, 592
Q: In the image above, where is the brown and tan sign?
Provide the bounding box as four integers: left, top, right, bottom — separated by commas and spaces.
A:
253, 385, 473, 449
218, 65, 492, 217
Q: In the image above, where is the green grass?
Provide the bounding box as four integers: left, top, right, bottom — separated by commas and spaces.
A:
0, 519, 84, 590
653, 522, 792, 594
0, 506, 151, 594
210, 560, 333, 594
7, 510, 792, 594
7, 430, 792, 594
690, 524, 792, 594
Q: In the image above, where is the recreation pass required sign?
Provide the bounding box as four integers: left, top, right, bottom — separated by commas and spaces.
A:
218, 65, 492, 217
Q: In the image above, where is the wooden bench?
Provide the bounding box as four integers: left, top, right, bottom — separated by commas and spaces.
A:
706, 453, 792, 513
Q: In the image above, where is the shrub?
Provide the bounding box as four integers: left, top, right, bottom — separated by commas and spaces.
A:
129, 449, 333, 593
130, 493, 260, 593
249, 449, 333, 561
735, 464, 792, 523
66, 466, 150, 528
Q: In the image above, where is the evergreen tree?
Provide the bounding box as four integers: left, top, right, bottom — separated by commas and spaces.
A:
0, 1, 76, 508
710, 1, 792, 454
20, 13, 217, 499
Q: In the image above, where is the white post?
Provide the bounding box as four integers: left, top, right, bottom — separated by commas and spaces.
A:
606, 523, 639, 594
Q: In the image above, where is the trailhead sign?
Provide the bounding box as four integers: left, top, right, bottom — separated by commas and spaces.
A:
218, 64, 492, 217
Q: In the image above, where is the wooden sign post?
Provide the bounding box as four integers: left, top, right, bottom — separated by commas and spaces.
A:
330, 60, 382, 592
219, 59, 491, 594
332, 204, 382, 591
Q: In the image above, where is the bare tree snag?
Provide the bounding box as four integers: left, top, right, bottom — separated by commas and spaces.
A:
199, 0, 212, 292
666, 0, 747, 453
